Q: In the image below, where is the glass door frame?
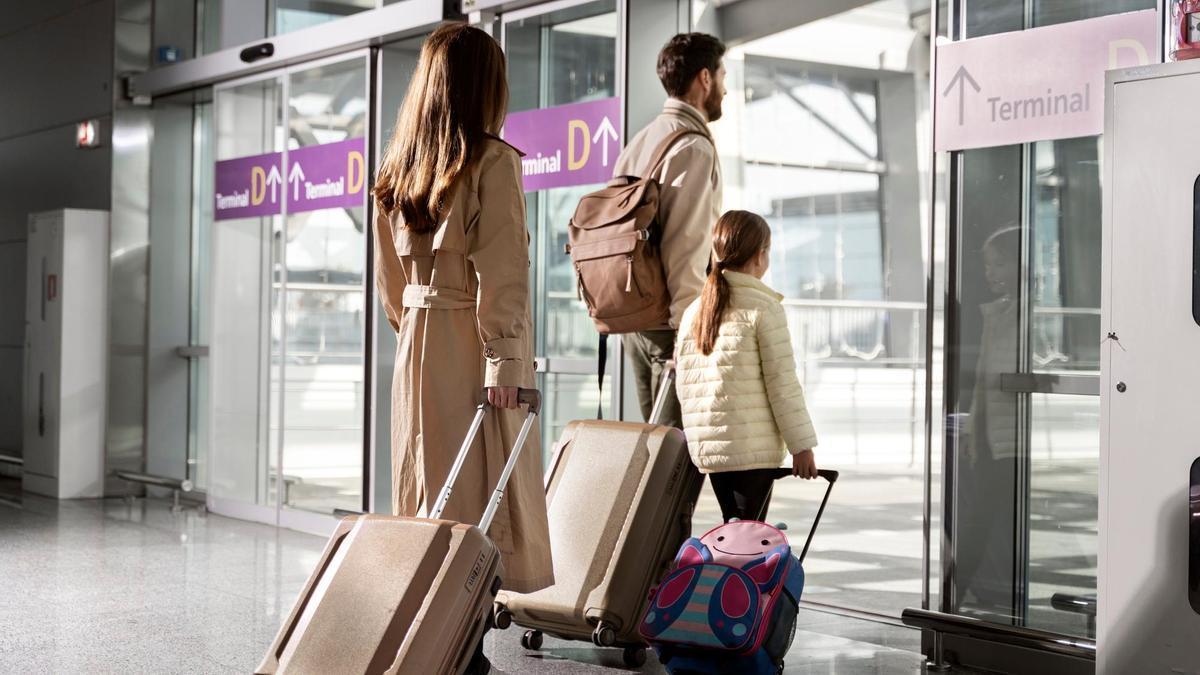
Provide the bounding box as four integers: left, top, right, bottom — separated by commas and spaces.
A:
498, 0, 630, 436
207, 48, 372, 535
937, 0, 1108, 643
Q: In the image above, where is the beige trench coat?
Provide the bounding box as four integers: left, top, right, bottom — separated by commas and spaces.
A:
373, 137, 554, 594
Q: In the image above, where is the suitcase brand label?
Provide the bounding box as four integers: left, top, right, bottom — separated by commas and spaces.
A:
465, 551, 487, 593
666, 457, 684, 495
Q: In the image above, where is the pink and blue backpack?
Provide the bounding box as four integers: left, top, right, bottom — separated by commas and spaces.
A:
639, 469, 837, 674
639, 520, 803, 674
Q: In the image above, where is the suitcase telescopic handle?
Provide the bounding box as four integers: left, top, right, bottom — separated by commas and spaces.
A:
767, 467, 838, 563
429, 388, 541, 534
648, 360, 676, 426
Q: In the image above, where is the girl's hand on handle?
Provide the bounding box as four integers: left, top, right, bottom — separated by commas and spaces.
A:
487, 386, 519, 409
792, 450, 818, 479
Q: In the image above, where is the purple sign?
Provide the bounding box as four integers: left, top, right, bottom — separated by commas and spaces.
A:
504, 97, 622, 192
286, 137, 367, 214
214, 151, 283, 221
214, 137, 366, 220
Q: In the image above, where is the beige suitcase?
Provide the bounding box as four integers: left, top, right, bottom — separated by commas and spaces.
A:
257, 390, 541, 675
493, 368, 703, 668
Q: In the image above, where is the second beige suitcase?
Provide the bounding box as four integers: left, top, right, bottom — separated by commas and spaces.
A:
493, 372, 703, 667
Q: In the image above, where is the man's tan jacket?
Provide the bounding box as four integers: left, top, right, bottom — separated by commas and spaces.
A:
614, 99, 722, 328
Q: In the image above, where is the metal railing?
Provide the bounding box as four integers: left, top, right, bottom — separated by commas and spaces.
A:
901, 607, 1096, 668
542, 291, 931, 367
113, 470, 195, 512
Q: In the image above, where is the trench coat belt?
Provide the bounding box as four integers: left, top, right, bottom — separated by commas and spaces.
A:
402, 285, 476, 310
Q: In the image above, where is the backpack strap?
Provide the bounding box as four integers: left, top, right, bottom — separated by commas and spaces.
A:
643, 128, 711, 179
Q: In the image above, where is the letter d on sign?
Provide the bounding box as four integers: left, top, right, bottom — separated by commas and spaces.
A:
251, 166, 266, 206
347, 150, 365, 195
568, 120, 590, 171
1109, 38, 1149, 68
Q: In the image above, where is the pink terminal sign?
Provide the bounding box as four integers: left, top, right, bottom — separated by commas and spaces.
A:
935, 10, 1158, 152
503, 97, 623, 192
214, 137, 367, 220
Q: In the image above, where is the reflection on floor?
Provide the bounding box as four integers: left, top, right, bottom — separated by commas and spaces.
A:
0, 494, 947, 674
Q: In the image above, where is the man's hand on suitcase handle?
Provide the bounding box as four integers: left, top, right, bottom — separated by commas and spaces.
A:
792, 450, 818, 479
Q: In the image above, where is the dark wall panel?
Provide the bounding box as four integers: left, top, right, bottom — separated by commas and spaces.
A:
0, 0, 101, 38
0, 0, 114, 140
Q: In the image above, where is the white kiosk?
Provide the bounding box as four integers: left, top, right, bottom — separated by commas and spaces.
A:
21, 209, 110, 499
1101, 61, 1200, 673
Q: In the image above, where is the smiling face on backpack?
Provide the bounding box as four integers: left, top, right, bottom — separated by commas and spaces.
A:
701, 521, 788, 557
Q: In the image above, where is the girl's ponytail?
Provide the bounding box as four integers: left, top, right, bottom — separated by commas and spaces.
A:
695, 264, 730, 356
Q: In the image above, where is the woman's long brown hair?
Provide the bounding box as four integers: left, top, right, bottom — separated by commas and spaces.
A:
372, 23, 509, 232
694, 210, 771, 356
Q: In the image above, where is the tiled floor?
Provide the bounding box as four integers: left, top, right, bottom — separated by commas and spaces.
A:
0, 489, 947, 674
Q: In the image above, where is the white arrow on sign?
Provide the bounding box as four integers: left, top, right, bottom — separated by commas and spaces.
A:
288, 162, 306, 202
592, 116, 619, 167
266, 165, 282, 203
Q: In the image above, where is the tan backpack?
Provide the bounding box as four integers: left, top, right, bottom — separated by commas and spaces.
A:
566, 128, 708, 335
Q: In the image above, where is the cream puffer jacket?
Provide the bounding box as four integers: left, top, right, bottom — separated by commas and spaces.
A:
675, 271, 818, 473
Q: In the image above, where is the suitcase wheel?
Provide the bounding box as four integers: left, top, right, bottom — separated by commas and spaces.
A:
592, 622, 616, 647
622, 646, 647, 668
521, 629, 543, 651
493, 607, 513, 630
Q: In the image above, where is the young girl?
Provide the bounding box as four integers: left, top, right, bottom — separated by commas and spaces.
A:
675, 210, 819, 523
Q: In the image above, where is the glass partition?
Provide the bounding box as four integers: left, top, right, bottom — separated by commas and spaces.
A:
503, 0, 620, 456
706, 0, 931, 617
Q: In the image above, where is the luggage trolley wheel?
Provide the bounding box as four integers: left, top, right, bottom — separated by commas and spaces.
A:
621, 645, 647, 668
492, 606, 513, 630
521, 629, 544, 651
592, 623, 617, 647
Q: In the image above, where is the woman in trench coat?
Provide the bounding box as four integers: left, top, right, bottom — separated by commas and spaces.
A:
371, 24, 554, 602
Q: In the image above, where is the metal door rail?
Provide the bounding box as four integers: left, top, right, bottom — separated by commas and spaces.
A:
901, 607, 1096, 665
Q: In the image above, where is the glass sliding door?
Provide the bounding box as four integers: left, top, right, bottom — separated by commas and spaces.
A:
189, 94, 215, 494
208, 51, 370, 529
502, 0, 622, 458
944, 137, 1103, 639
210, 74, 283, 514
939, 0, 1155, 644
1024, 137, 1102, 637
278, 56, 370, 516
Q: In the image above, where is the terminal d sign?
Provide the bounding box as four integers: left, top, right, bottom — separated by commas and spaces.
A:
214, 137, 366, 220
504, 97, 622, 192
935, 10, 1157, 151
215, 151, 282, 220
